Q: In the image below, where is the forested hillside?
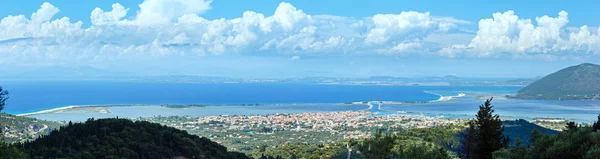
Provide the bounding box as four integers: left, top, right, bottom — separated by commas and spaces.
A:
19, 118, 250, 159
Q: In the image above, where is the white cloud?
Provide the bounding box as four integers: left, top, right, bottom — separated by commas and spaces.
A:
291, 55, 300, 60
0, 1, 469, 63
136, 0, 212, 26
445, 10, 600, 58
389, 42, 422, 53
365, 11, 443, 45
31, 2, 59, 23
90, 3, 129, 25
19, 1, 600, 67
0, 2, 83, 41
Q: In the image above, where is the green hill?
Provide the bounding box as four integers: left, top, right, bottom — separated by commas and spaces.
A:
0, 113, 62, 143
513, 63, 600, 100
19, 118, 250, 159
502, 119, 558, 146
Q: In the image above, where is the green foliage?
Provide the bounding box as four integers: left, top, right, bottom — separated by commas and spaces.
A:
0, 86, 8, 112
357, 131, 395, 159
493, 116, 600, 159
566, 121, 579, 132
249, 125, 461, 159
474, 98, 509, 158
19, 118, 250, 159
502, 119, 557, 146
249, 143, 347, 159
593, 115, 600, 132
356, 131, 452, 159
459, 121, 476, 159
459, 98, 509, 159
0, 141, 24, 159
398, 124, 462, 150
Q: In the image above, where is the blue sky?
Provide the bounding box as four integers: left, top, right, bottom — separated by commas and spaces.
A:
3, 0, 599, 27
0, 0, 599, 78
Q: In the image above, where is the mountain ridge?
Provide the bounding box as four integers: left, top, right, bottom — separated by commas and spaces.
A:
513, 63, 600, 100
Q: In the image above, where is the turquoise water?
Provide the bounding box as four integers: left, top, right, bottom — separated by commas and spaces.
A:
2, 80, 599, 123
381, 97, 600, 123
0, 80, 436, 114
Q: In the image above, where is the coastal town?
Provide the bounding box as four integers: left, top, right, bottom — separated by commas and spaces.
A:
135, 111, 467, 151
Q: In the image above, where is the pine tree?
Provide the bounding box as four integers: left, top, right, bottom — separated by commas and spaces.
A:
592, 114, 600, 132
459, 121, 476, 159
565, 121, 578, 131
473, 98, 509, 159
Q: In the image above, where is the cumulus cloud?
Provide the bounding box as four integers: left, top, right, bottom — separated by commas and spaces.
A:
2, 0, 471, 65
366, 11, 443, 45
90, 3, 128, 25
0, 2, 83, 41
443, 10, 600, 58
12, 1, 600, 66
136, 0, 212, 26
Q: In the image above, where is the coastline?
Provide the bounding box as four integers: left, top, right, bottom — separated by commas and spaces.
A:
423, 91, 466, 102
17, 91, 599, 124
16, 94, 459, 117
16, 104, 153, 116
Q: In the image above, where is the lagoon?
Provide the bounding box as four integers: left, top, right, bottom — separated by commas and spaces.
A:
1, 80, 599, 123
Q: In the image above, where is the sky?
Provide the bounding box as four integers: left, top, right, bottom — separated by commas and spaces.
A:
0, 0, 599, 78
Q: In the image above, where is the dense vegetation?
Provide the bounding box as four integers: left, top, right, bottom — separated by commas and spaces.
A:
248, 127, 461, 159
248, 143, 349, 159
460, 98, 509, 159
493, 120, 600, 159
514, 63, 600, 100
501, 119, 557, 146
19, 118, 250, 159
355, 131, 453, 159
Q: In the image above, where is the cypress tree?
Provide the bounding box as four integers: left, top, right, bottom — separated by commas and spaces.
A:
565, 121, 578, 132
592, 114, 600, 132
459, 121, 476, 159
473, 98, 509, 159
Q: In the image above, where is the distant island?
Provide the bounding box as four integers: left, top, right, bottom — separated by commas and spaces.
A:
511, 63, 600, 100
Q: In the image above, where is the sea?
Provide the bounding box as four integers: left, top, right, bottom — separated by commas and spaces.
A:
1, 80, 600, 122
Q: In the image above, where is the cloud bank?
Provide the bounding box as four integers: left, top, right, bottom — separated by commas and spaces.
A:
0, 0, 599, 67
441, 10, 600, 58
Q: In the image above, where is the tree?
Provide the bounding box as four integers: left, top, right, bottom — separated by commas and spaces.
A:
473, 98, 509, 159
20, 118, 251, 159
566, 121, 578, 132
357, 131, 395, 159
459, 121, 476, 159
529, 129, 543, 144
0, 142, 24, 159
592, 114, 600, 132
0, 86, 8, 112
492, 138, 526, 159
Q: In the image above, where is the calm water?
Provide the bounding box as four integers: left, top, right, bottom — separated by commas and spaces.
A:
2, 80, 599, 123
382, 97, 600, 122
1, 80, 505, 114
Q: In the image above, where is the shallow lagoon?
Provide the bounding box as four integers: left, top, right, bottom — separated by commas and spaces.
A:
29, 95, 600, 123
382, 97, 600, 123
2, 80, 598, 122
29, 104, 370, 121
